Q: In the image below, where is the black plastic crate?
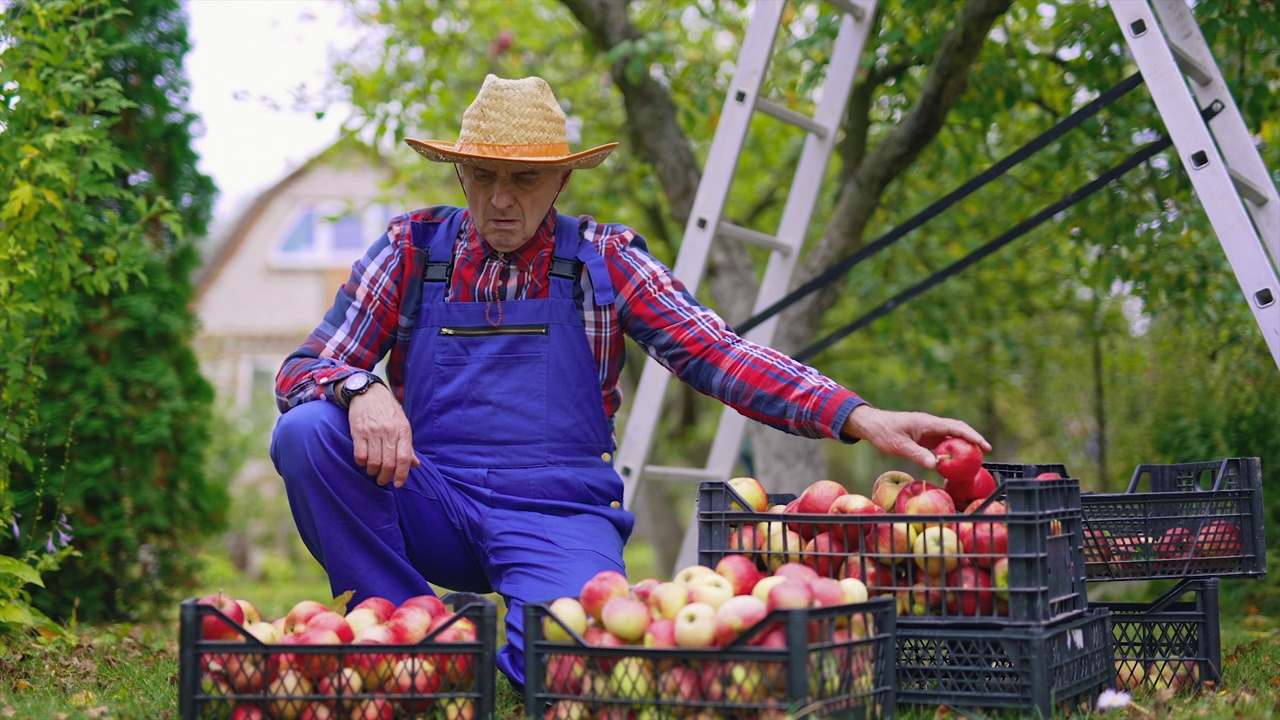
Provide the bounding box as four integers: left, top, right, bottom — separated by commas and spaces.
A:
896, 608, 1113, 717
995, 457, 1265, 581
697, 478, 1088, 625
524, 596, 896, 719
1098, 578, 1222, 692
179, 592, 497, 720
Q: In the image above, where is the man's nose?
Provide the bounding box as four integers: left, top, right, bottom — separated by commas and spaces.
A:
491, 178, 517, 207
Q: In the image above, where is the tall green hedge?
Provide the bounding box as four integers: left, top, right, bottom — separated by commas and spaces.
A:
1, 0, 226, 623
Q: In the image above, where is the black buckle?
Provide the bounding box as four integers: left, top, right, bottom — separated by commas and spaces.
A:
550, 258, 582, 279
424, 262, 451, 282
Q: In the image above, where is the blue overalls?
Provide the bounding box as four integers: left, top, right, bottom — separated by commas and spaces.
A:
270, 209, 635, 689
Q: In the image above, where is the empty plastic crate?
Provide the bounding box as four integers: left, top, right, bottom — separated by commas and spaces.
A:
896, 608, 1113, 717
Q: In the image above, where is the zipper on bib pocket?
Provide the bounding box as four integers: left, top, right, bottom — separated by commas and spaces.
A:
439, 324, 549, 337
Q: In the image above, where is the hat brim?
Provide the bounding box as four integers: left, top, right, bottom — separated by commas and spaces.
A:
405, 138, 618, 170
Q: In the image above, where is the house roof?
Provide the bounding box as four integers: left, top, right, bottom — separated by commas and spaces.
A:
193, 136, 391, 302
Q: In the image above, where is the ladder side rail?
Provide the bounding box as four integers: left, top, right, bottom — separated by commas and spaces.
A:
1110, 1, 1280, 369
1148, 0, 1280, 268
677, 5, 878, 571
617, 1, 787, 508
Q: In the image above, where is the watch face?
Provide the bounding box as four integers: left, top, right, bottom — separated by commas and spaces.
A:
345, 373, 370, 393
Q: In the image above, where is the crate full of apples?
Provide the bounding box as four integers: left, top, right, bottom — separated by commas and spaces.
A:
179, 591, 496, 720
524, 565, 896, 719
697, 437, 1089, 625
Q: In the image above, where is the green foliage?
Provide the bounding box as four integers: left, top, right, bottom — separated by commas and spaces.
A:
0, 0, 225, 626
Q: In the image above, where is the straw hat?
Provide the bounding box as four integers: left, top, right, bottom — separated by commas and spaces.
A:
405, 75, 618, 169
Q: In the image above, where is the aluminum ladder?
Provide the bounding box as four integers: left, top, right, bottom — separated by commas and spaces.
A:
1110, 0, 1280, 368
613, 0, 878, 574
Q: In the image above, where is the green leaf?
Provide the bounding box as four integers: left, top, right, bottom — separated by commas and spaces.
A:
0, 554, 44, 587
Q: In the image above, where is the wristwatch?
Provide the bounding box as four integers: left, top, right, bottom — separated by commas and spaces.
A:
338, 371, 384, 409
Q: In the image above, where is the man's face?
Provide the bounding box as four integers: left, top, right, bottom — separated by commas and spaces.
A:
458, 163, 570, 252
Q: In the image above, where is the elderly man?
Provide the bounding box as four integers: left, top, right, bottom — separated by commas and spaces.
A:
270, 74, 988, 689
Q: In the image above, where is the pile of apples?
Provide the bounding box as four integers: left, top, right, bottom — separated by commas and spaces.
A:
1115, 659, 1202, 693
538, 559, 884, 717
1083, 519, 1244, 579
717, 437, 1068, 619
195, 592, 478, 720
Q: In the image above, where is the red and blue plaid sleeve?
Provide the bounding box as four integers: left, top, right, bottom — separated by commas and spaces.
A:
591, 220, 865, 441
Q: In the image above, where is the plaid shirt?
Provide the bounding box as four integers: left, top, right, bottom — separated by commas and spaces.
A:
276, 205, 863, 440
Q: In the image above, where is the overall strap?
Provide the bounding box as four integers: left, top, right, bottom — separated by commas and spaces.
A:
552, 213, 615, 307
410, 208, 465, 284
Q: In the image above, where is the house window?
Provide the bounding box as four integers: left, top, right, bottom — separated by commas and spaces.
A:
272, 203, 393, 269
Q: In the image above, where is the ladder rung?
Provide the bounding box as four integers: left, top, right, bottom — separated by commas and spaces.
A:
1167, 35, 1213, 86
716, 221, 794, 254
754, 97, 830, 138
640, 466, 724, 483
1227, 164, 1271, 207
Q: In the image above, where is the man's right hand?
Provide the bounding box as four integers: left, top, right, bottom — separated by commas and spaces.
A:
348, 383, 419, 487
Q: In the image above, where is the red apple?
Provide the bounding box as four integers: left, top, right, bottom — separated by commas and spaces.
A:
801, 532, 847, 577
643, 617, 678, 648
347, 632, 395, 690
727, 476, 770, 512
386, 604, 434, 643
300, 610, 354, 643
714, 553, 764, 596
870, 471, 915, 513
289, 627, 342, 680
901, 487, 957, 532
601, 596, 651, 643
657, 666, 703, 701
673, 564, 719, 588
713, 594, 768, 645
750, 576, 787, 605
348, 697, 395, 720
647, 581, 690, 621
578, 569, 631, 622
772, 561, 820, 584
957, 517, 1008, 569
727, 524, 765, 558
266, 668, 313, 720
197, 592, 246, 641
765, 578, 814, 613
283, 599, 329, 635
400, 594, 447, 619
1035, 471, 1063, 480
863, 521, 917, 565
945, 566, 994, 616
545, 653, 587, 695
1194, 520, 1242, 558
808, 577, 847, 609
790, 480, 847, 538
839, 554, 884, 593
351, 596, 396, 623
764, 526, 805, 571
934, 437, 984, 484
827, 493, 884, 517
945, 467, 996, 508
388, 656, 441, 712
630, 577, 662, 603
892, 480, 938, 513
342, 608, 382, 637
